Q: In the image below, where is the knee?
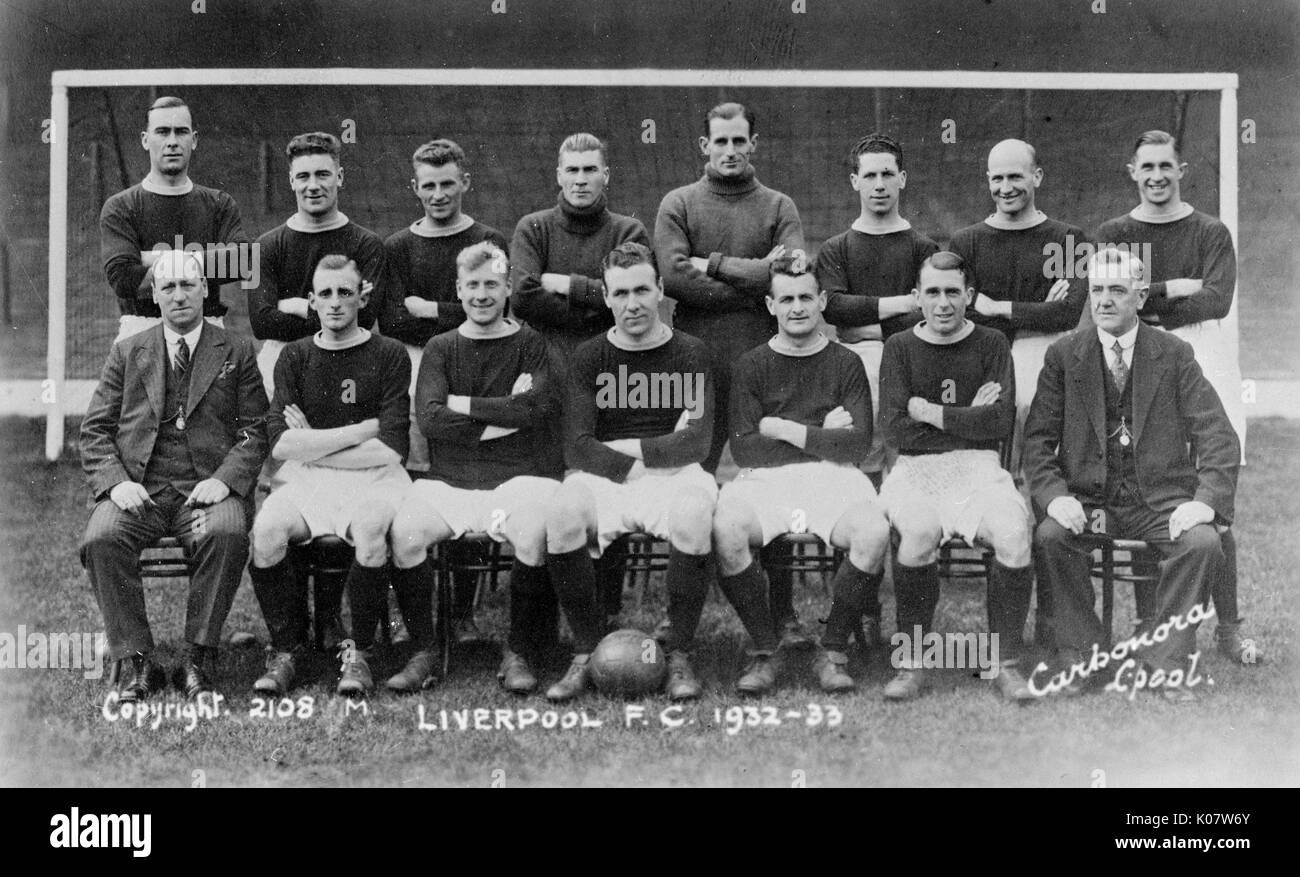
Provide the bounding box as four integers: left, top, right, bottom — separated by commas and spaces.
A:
545, 492, 589, 549
1034, 516, 1072, 550
846, 505, 891, 554
669, 490, 715, 553
389, 508, 432, 565
711, 502, 753, 571
986, 514, 1032, 568
892, 511, 940, 563
1178, 524, 1223, 559
250, 510, 289, 553
505, 506, 548, 565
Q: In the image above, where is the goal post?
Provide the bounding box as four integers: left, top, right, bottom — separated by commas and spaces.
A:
44, 67, 1240, 461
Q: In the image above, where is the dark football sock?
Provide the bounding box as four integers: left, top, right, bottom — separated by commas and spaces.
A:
823, 561, 882, 653
344, 561, 388, 652
717, 559, 779, 653
664, 548, 710, 653
390, 559, 436, 650
761, 541, 797, 627
892, 560, 940, 636
250, 555, 307, 652
507, 559, 552, 657
546, 547, 604, 654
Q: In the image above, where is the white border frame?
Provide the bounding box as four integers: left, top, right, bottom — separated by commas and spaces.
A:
44, 68, 1240, 460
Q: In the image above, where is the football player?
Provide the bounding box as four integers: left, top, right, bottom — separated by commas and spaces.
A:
100, 96, 250, 342
388, 243, 560, 694
714, 259, 890, 694
1091, 130, 1255, 665
248, 132, 385, 399
248, 255, 410, 697
542, 242, 715, 703
878, 251, 1035, 702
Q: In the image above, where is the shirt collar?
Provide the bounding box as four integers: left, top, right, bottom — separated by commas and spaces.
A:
163, 323, 203, 351
1097, 322, 1139, 351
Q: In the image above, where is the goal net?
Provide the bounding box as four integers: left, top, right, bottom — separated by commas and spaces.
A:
44, 68, 1240, 460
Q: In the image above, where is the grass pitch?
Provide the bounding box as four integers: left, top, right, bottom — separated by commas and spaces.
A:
1, 417, 1297, 787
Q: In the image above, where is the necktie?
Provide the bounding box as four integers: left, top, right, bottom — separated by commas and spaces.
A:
175, 338, 190, 374
1110, 339, 1128, 392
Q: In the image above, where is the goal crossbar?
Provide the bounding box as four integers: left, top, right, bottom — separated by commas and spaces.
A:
44, 68, 1239, 459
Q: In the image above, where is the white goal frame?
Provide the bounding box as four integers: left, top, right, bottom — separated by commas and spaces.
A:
44, 67, 1240, 460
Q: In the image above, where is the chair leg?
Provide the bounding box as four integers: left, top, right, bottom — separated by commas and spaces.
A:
435, 548, 453, 679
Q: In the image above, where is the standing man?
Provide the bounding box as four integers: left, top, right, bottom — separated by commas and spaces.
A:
100, 96, 251, 342
1092, 130, 1254, 664
511, 133, 650, 359
248, 255, 410, 698
949, 139, 1089, 464
381, 138, 509, 475
511, 133, 650, 625
878, 252, 1036, 702
1025, 248, 1239, 701
389, 243, 561, 694
542, 243, 716, 703
80, 250, 268, 701
248, 132, 385, 398
813, 132, 939, 645
714, 260, 891, 694
656, 102, 805, 474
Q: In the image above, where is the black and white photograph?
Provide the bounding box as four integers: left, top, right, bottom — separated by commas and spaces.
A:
0, 0, 1296, 819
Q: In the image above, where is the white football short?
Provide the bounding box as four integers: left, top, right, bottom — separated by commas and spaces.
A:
880, 449, 1028, 546
563, 463, 719, 557
270, 460, 411, 543
405, 475, 561, 542
720, 460, 878, 548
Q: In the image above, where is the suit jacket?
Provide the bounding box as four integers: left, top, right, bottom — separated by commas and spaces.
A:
1023, 323, 1239, 524
80, 323, 269, 502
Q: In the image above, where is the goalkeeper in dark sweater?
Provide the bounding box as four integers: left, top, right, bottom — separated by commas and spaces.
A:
714, 259, 890, 694
388, 243, 561, 695
878, 251, 1035, 703
543, 243, 716, 703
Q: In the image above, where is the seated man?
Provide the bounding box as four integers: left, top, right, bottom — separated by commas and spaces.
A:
389, 243, 561, 694
878, 251, 1035, 702
714, 259, 890, 694
1025, 248, 1238, 702
543, 242, 716, 703
80, 250, 268, 701
249, 255, 411, 697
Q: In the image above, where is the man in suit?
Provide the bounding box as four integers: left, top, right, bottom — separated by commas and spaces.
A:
1024, 248, 1239, 702
80, 250, 269, 702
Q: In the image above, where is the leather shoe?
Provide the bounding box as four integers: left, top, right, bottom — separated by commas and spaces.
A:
992, 661, 1036, 703
386, 650, 436, 693
883, 667, 929, 701
180, 660, 214, 700
546, 654, 591, 702
666, 650, 702, 701
737, 653, 780, 696
497, 650, 538, 695
117, 654, 159, 703
1215, 622, 1264, 665
812, 649, 855, 693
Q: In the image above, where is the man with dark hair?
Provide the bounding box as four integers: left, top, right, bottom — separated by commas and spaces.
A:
811, 132, 939, 647
249, 132, 385, 398
714, 259, 890, 694
543, 242, 715, 703
80, 250, 268, 701
100, 96, 251, 342
1090, 131, 1254, 664
380, 138, 509, 475
389, 243, 560, 694
1026, 248, 1239, 700
248, 255, 410, 698
878, 251, 1036, 702
656, 102, 805, 474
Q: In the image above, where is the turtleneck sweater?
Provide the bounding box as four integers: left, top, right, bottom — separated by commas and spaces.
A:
509, 191, 649, 345
654, 164, 804, 365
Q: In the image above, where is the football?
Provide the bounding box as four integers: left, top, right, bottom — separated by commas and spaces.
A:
588, 628, 668, 697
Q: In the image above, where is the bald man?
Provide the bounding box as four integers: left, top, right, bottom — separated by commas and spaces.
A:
80, 250, 269, 702
949, 139, 1089, 467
